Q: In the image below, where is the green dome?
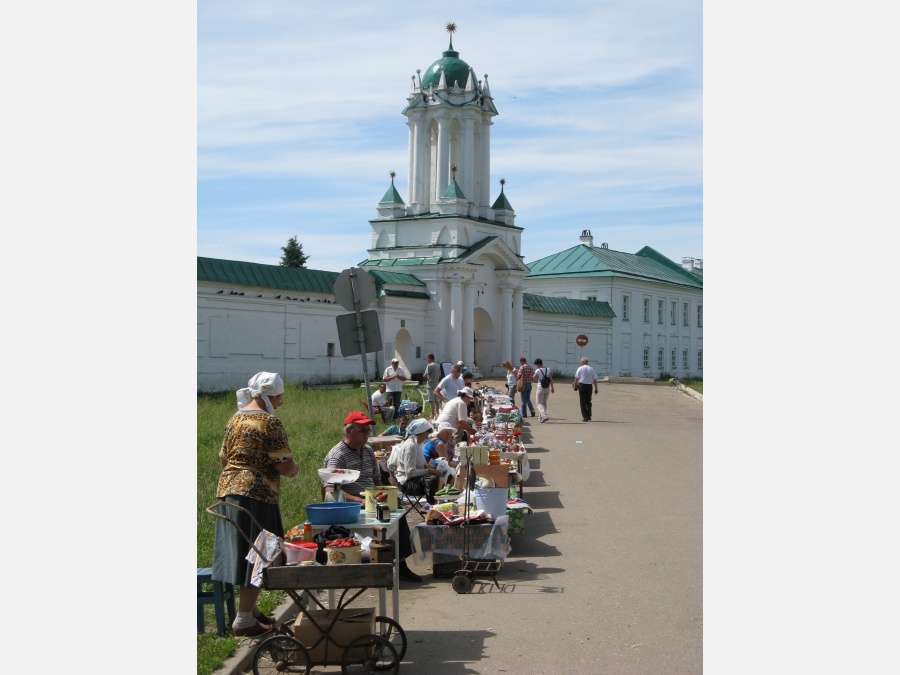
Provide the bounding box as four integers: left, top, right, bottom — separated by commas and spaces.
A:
421, 42, 472, 90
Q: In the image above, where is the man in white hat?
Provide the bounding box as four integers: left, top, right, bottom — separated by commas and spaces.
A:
434, 386, 477, 442
382, 357, 407, 411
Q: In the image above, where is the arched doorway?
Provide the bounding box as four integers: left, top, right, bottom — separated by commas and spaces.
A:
392, 328, 414, 376
473, 308, 496, 376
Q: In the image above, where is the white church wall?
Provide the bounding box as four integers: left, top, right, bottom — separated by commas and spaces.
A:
524, 274, 702, 379
199, 283, 378, 392
521, 313, 613, 376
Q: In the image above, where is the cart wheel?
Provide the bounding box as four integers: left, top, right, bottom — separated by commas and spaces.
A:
340, 634, 399, 674
452, 571, 473, 594
252, 635, 311, 675
374, 615, 407, 661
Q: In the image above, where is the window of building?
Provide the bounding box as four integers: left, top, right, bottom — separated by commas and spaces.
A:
643, 347, 649, 369
658, 299, 664, 325
643, 297, 650, 323
683, 302, 689, 326
327, 343, 335, 357
671, 347, 676, 370
682, 348, 688, 369
658, 347, 664, 370
622, 295, 629, 321
670, 301, 677, 325
698, 305, 703, 328
416, 346, 421, 358
586, 295, 597, 302
698, 349, 703, 370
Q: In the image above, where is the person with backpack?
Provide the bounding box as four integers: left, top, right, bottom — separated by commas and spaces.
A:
532, 358, 555, 423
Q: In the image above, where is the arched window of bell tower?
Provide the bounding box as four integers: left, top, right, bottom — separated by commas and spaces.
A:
375, 228, 390, 249
436, 225, 451, 246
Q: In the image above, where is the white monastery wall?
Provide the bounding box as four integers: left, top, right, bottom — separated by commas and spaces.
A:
523, 276, 703, 379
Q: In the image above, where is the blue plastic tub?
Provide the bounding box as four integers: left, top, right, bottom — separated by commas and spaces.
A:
304, 502, 362, 525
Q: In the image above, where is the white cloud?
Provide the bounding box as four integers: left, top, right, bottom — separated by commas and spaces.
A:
198, 1, 703, 270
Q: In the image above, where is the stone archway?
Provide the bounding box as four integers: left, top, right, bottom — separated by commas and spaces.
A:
392, 328, 415, 376
473, 307, 496, 376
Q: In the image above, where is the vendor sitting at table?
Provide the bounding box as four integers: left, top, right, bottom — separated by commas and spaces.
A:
381, 413, 409, 439
422, 422, 457, 486
322, 411, 423, 583
389, 418, 441, 505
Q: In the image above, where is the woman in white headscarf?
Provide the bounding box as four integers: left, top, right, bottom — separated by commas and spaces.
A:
212, 372, 298, 637
392, 418, 441, 505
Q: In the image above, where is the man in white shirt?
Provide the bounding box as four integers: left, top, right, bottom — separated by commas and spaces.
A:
382, 357, 407, 410
434, 363, 465, 406
573, 357, 600, 422
435, 386, 476, 441
371, 382, 394, 423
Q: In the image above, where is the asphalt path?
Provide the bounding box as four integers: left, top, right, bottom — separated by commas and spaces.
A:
227, 379, 703, 674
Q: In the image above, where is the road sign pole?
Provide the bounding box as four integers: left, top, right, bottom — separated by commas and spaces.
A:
349, 270, 374, 412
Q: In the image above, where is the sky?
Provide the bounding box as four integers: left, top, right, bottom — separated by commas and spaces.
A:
197, 1, 702, 272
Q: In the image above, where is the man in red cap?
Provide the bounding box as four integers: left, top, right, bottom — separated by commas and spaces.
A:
322, 411, 422, 582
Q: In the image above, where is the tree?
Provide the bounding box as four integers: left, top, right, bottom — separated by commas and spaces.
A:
280, 236, 309, 268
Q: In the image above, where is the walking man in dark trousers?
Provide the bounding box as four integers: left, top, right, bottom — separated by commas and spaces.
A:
573, 357, 599, 422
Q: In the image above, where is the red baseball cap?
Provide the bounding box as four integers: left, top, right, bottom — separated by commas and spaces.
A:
345, 411, 377, 426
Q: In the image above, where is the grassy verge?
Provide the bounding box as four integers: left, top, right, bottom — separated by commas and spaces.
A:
197, 382, 373, 674
679, 378, 703, 395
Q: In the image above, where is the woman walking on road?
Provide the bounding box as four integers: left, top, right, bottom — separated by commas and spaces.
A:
502, 360, 518, 405
532, 358, 554, 423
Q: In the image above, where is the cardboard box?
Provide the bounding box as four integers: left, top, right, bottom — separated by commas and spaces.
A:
459, 445, 490, 465
470, 463, 510, 488
293, 607, 375, 664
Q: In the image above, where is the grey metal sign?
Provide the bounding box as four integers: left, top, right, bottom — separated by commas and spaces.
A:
335, 310, 382, 356
333, 267, 377, 312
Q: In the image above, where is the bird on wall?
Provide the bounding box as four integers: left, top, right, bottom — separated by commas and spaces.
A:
217, 290, 223, 294
275, 295, 281, 299
257, 295, 262, 298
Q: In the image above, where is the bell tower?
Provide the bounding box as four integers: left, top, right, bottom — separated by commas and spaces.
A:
402, 23, 498, 218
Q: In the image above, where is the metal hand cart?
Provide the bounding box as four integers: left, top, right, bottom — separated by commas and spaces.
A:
451, 454, 503, 594
206, 502, 407, 674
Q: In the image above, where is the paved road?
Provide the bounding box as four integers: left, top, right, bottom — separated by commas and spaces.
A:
230, 379, 703, 674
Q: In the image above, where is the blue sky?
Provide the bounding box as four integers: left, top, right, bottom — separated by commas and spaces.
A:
197, 1, 702, 272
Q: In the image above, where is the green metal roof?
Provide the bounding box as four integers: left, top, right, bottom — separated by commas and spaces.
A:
359, 257, 445, 267
383, 289, 431, 300
366, 269, 427, 287
491, 187, 513, 211
421, 41, 471, 90
522, 293, 616, 318
441, 178, 467, 199
526, 244, 703, 289
369, 211, 523, 231
379, 182, 405, 205
198, 257, 338, 293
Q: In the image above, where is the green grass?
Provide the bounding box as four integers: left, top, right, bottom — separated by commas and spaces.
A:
197, 382, 373, 673
679, 377, 703, 394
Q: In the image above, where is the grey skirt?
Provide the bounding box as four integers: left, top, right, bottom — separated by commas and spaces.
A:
211, 494, 284, 587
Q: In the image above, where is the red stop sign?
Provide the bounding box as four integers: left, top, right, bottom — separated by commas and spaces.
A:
575, 333, 588, 347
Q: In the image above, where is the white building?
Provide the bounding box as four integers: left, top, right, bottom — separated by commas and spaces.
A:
197, 35, 701, 392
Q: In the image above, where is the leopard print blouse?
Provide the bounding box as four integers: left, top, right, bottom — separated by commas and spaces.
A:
216, 410, 294, 505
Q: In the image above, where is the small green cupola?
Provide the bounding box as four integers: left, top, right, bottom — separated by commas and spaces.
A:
376, 171, 407, 219
437, 164, 470, 216
491, 178, 516, 226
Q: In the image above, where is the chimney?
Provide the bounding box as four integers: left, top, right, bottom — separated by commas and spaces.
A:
682, 257, 703, 273
579, 229, 594, 247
